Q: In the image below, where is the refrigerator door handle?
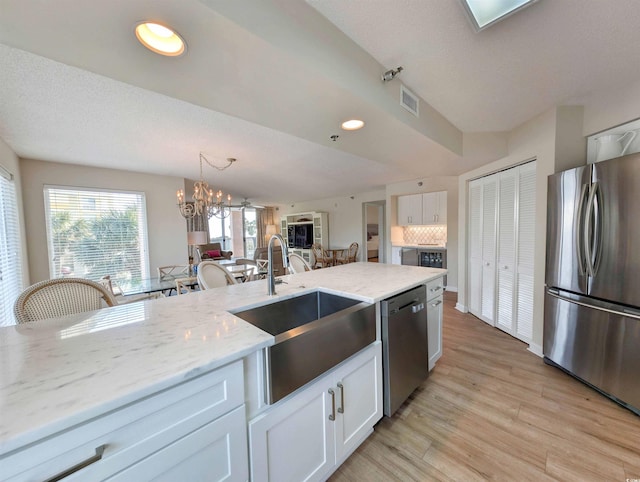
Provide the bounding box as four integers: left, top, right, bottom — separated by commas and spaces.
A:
584, 182, 599, 277
575, 183, 588, 275
546, 289, 640, 320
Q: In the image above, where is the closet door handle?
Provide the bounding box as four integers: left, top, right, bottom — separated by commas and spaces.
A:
328, 389, 336, 421
337, 382, 344, 413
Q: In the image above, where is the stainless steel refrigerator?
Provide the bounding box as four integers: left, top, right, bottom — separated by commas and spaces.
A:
545, 152, 640, 415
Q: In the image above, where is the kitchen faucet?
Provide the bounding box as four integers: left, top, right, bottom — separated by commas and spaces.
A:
267, 233, 289, 295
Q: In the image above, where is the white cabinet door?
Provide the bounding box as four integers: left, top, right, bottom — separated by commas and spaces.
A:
481, 177, 497, 325
249, 378, 334, 482
334, 343, 382, 463
515, 162, 536, 343
248, 344, 382, 482
468, 179, 483, 317
391, 246, 402, 265
422, 191, 447, 225
397, 194, 422, 225
422, 192, 438, 224
427, 294, 443, 371
436, 191, 447, 224
107, 406, 248, 482
496, 169, 517, 334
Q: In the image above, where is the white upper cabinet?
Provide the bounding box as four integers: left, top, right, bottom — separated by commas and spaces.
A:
397, 191, 447, 226
397, 194, 422, 225
422, 191, 447, 225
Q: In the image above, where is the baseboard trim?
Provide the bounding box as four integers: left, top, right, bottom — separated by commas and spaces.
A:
445, 285, 457, 292
455, 303, 467, 313
528, 343, 543, 358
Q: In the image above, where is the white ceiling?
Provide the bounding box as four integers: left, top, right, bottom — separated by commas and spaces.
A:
0, 0, 639, 205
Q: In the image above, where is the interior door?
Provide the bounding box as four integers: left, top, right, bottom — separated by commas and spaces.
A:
468, 178, 483, 317
588, 152, 640, 307
496, 169, 516, 334
481, 177, 497, 324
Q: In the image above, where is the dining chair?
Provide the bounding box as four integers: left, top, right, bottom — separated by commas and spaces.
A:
337, 242, 359, 265
14, 278, 117, 324
157, 265, 190, 279
288, 253, 312, 274
197, 261, 238, 290
100, 275, 165, 304
311, 243, 332, 269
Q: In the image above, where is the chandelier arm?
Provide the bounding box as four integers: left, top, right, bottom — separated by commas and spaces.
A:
200, 152, 236, 171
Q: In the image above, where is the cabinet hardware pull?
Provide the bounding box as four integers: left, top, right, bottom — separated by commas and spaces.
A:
430, 286, 442, 292
337, 382, 344, 414
328, 388, 336, 421
45, 444, 107, 482
431, 300, 442, 307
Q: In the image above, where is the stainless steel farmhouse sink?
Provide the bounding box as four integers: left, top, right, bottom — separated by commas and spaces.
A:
233, 290, 375, 404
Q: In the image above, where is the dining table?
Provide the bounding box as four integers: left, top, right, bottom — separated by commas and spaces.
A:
326, 247, 349, 266
120, 274, 198, 296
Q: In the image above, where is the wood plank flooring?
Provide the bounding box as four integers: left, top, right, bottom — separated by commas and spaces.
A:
330, 292, 640, 481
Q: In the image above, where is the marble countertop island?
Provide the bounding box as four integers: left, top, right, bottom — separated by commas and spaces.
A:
0, 262, 445, 454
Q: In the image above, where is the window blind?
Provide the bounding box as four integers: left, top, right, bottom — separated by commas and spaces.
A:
44, 186, 149, 285
0, 171, 23, 326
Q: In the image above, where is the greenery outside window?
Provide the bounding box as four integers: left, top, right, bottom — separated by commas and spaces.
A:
44, 186, 149, 285
0, 167, 23, 326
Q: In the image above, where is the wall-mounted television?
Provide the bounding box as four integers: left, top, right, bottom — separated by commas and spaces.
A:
287, 223, 313, 248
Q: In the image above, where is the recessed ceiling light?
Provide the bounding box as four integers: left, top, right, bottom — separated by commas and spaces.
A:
341, 119, 365, 131
135, 22, 186, 56
460, 0, 538, 32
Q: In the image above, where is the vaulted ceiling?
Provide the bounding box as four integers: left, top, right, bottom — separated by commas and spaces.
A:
1, 0, 639, 204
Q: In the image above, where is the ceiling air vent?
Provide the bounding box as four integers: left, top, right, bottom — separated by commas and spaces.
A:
400, 85, 419, 117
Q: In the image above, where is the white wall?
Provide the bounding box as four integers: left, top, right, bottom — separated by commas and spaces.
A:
20, 158, 188, 283
0, 138, 29, 288
277, 189, 386, 261
386, 176, 459, 291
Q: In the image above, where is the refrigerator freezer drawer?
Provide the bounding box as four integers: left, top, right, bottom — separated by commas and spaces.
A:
544, 291, 640, 414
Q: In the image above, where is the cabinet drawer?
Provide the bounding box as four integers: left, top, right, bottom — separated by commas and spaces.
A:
426, 278, 444, 300
3, 360, 244, 481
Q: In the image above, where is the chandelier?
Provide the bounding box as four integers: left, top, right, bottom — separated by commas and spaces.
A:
176, 152, 236, 219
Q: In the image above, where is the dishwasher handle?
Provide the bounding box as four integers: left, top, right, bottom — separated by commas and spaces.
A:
411, 302, 425, 313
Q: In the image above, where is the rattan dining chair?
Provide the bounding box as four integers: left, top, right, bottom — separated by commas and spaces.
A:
14, 278, 117, 324
337, 242, 359, 265
311, 243, 332, 269
197, 261, 237, 290
288, 253, 312, 274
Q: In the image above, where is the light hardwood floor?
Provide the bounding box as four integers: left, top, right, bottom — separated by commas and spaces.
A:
330, 292, 640, 481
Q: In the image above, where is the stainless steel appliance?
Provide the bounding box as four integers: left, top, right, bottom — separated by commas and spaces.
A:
545, 152, 640, 415
381, 285, 428, 416
401, 247, 418, 266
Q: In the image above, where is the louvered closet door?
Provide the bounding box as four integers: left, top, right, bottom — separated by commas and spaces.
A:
480, 178, 497, 324
496, 169, 517, 334
515, 162, 537, 343
468, 179, 483, 316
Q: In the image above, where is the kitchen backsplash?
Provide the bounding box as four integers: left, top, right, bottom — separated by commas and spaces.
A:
403, 225, 447, 245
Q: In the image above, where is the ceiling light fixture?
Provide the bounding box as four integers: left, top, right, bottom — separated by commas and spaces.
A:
341, 119, 365, 131
382, 66, 403, 82
460, 0, 538, 32
176, 153, 235, 219
135, 22, 186, 56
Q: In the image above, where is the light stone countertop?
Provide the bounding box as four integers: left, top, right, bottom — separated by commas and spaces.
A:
0, 262, 445, 453
392, 243, 447, 250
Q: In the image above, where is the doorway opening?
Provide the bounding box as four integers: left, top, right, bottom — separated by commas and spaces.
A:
363, 201, 385, 263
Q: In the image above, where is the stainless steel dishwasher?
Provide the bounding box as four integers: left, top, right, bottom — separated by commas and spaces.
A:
381, 285, 429, 416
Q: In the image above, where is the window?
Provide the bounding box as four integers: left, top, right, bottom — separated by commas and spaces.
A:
44, 186, 149, 286
0, 167, 23, 326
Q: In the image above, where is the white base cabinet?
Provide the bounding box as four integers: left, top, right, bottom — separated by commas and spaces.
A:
426, 277, 444, 370
249, 343, 382, 482
3, 361, 248, 482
